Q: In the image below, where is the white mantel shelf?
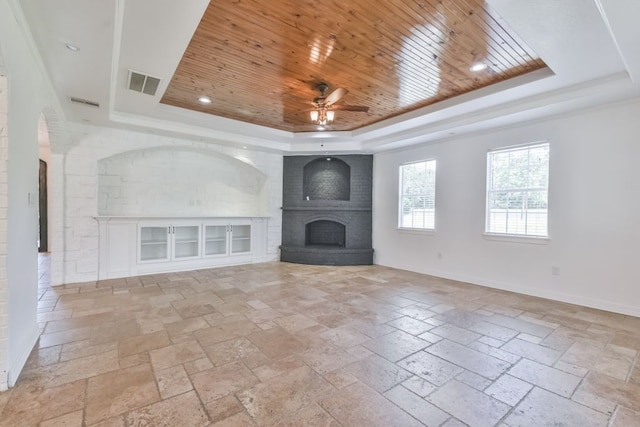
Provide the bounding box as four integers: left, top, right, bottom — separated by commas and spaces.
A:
95, 216, 270, 220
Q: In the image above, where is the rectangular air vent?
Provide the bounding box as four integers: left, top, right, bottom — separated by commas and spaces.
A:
128, 70, 161, 96
69, 96, 100, 108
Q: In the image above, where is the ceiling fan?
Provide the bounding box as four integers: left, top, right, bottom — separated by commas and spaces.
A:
308, 83, 369, 128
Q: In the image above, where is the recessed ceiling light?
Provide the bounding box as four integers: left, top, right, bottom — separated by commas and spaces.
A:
65, 43, 80, 52
198, 96, 212, 104
242, 146, 247, 149
470, 63, 487, 72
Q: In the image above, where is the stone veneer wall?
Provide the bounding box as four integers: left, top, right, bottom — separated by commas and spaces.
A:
281, 155, 373, 265
97, 147, 268, 217
52, 123, 283, 285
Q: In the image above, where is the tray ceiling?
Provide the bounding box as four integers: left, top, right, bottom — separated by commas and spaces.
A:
160, 0, 546, 132
17, 0, 639, 152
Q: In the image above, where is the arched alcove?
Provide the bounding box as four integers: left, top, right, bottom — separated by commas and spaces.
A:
302, 157, 350, 201
98, 146, 268, 217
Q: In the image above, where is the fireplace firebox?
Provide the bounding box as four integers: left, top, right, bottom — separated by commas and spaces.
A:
306, 220, 345, 247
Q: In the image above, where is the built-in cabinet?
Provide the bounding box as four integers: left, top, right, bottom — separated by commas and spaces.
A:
203, 222, 251, 257
97, 217, 269, 279
139, 223, 202, 263
138, 223, 200, 262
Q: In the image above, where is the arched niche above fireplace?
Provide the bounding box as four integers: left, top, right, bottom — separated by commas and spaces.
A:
302, 157, 350, 201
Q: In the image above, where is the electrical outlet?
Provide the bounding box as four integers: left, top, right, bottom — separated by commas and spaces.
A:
552, 266, 560, 276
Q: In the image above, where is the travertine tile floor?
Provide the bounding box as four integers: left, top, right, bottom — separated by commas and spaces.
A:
1, 255, 640, 426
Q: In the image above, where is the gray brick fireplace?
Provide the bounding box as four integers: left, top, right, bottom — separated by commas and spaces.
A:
280, 155, 373, 265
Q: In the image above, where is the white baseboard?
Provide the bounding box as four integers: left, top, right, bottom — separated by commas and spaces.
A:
381, 263, 640, 318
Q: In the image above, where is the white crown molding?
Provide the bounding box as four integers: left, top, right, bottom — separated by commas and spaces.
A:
106, 70, 639, 154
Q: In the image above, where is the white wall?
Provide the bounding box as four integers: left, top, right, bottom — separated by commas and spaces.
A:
55, 124, 282, 285
0, 0, 56, 389
373, 98, 640, 317
0, 67, 8, 392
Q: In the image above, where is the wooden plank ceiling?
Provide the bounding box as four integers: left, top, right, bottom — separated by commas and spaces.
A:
160, 0, 546, 132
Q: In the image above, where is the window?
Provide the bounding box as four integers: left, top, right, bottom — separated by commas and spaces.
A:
399, 159, 436, 230
486, 142, 549, 237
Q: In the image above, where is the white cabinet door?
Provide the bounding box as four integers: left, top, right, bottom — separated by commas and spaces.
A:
139, 225, 170, 263
231, 224, 251, 254
203, 224, 228, 257
203, 221, 252, 256
173, 225, 201, 260
139, 223, 201, 262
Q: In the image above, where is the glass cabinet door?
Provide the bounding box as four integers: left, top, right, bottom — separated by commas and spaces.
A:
140, 226, 170, 262
231, 224, 251, 254
173, 225, 200, 259
204, 225, 228, 256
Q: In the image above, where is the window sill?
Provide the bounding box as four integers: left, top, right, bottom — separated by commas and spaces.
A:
397, 227, 435, 236
483, 233, 550, 245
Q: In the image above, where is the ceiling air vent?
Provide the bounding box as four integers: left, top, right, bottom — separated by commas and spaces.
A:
69, 96, 100, 108
128, 70, 161, 96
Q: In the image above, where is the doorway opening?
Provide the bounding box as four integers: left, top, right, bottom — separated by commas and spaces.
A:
38, 159, 47, 252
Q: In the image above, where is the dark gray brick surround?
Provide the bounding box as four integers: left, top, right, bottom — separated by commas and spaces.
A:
280, 155, 374, 265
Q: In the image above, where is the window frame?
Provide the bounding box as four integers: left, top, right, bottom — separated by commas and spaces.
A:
485, 141, 550, 240
398, 158, 437, 232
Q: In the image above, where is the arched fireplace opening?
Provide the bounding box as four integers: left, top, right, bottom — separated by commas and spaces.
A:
305, 220, 345, 247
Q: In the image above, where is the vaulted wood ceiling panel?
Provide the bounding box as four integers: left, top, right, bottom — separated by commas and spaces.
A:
160, 0, 546, 132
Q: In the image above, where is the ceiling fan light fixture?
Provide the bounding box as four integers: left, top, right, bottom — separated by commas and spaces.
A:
326, 110, 335, 122
310, 107, 334, 126
306, 83, 367, 128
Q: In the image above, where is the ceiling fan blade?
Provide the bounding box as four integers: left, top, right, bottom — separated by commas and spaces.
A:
331, 104, 369, 112
324, 87, 348, 106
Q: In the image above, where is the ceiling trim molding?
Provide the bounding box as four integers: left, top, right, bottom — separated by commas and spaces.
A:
108, 0, 126, 114
109, 70, 638, 154
109, 110, 292, 152
360, 72, 638, 151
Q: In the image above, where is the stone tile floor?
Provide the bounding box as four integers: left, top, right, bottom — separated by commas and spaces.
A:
1, 255, 640, 426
